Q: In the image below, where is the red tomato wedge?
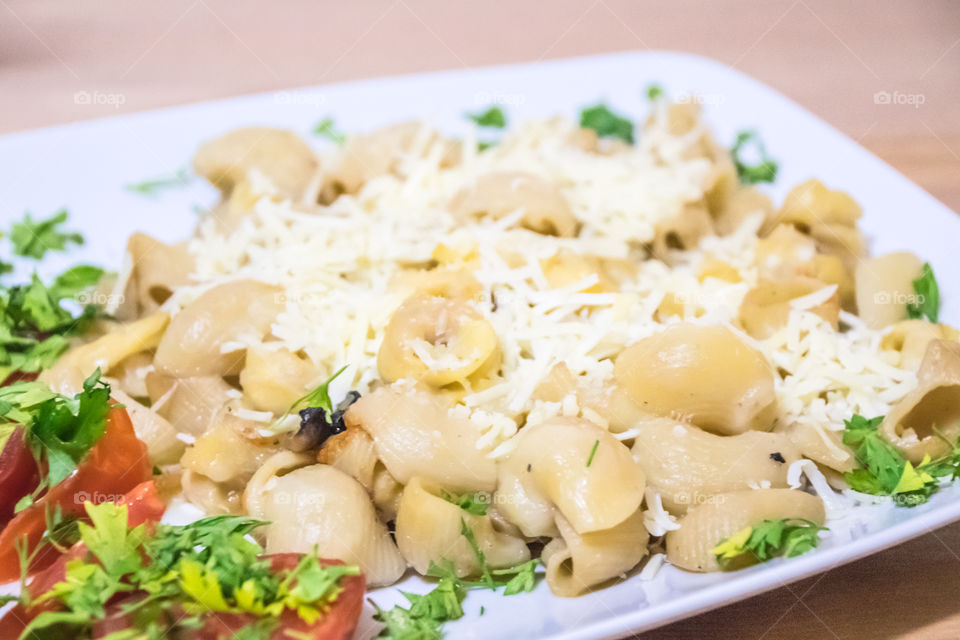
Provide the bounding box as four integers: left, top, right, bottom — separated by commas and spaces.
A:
0, 481, 166, 639
0, 428, 40, 527
0, 405, 152, 582
91, 554, 366, 640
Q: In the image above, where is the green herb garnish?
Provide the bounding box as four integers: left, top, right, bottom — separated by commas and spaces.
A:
10, 210, 83, 259
126, 169, 191, 198
842, 414, 942, 506
907, 262, 939, 323
586, 439, 599, 467
0, 265, 105, 381
579, 104, 634, 144
439, 490, 489, 516
9, 369, 112, 513
712, 518, 826, 570
645, 83, 664, 101
731, 130, 778, 184
313, 118, 346, 144
466, 107, 507, 129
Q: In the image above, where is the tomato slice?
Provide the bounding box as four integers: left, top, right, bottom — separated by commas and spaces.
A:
0, 405, 152, 582
0, 428, 41, 527
0, 481, 166, 638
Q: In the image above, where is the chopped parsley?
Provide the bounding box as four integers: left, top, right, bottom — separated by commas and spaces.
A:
125, 168, 192, 198
712, 518, 826, 570
730, 130, 778, 184
374, 519, 540, 638
586, 439, 599, 467
9, 210, 83, 259
466, 107, 507, 129
645, 83, 664, 101
0, 265, 105, 382
18, 502, 360, 638
440, 490, 489, 516
5, 370, 113, 513
906, 262, 939, 323
579, 104, 635, 144
841, 413, 953, 507
313, 118, 346, 144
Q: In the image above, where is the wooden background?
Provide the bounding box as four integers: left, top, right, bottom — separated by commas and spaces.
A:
2, 1, 959, 638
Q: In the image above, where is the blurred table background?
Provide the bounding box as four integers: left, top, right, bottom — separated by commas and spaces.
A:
2, 1, 959, 638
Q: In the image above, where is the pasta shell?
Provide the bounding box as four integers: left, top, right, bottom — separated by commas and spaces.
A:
395, 477, 529, 577
496, 417, 645, 536
121, 233, 194, 319
146, 372, 235, 436
41, 313, 169, 395
880, 339, 960, 463
345, 385, 498, 492
449, 171, 579, 237
259, 464, 407, 587
665, 489, 825, 572
614, 323, 777, 435
194, 127, 318, 198
739, 277, 839, 339
320, 122, 460, 202
154, 280, 283, 377
378, 294, 500, 387
881, 320, 959, 371
542, 510, 648, 597
240, 343, 317, 414
631, 417, 801, 514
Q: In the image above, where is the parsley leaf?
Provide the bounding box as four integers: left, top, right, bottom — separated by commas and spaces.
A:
730, 130, 778, 184
466, 107, 507, 129
439, 490, 489, 516
10, 209, 84, 259
313, 118, 346, 144
125, 168, 192, 198
712, 518, 826, 570
0, 266, 105, 380
906, 262, 939, 323
287, 364, 348, 419
24, 369, 112, 493
645, 83, 664, 101
579, 104, 635, 144
842, 413, 940, 506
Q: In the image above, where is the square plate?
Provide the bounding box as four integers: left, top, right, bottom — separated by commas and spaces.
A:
1, 51, 958, 639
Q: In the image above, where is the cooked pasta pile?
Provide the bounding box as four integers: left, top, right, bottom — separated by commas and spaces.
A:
39, 98, 959, 603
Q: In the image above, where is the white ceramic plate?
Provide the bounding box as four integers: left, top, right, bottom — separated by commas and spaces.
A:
2, 51, 958, 640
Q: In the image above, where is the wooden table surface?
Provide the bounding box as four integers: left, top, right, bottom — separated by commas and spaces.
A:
2, 1, 959, 638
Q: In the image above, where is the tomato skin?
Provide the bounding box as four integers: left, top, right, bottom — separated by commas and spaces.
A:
0, 481, 166, 638
0, 428, 41, 527
0, 405, 152, 582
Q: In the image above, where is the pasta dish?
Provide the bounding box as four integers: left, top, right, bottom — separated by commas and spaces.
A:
0, 91, 955, 639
